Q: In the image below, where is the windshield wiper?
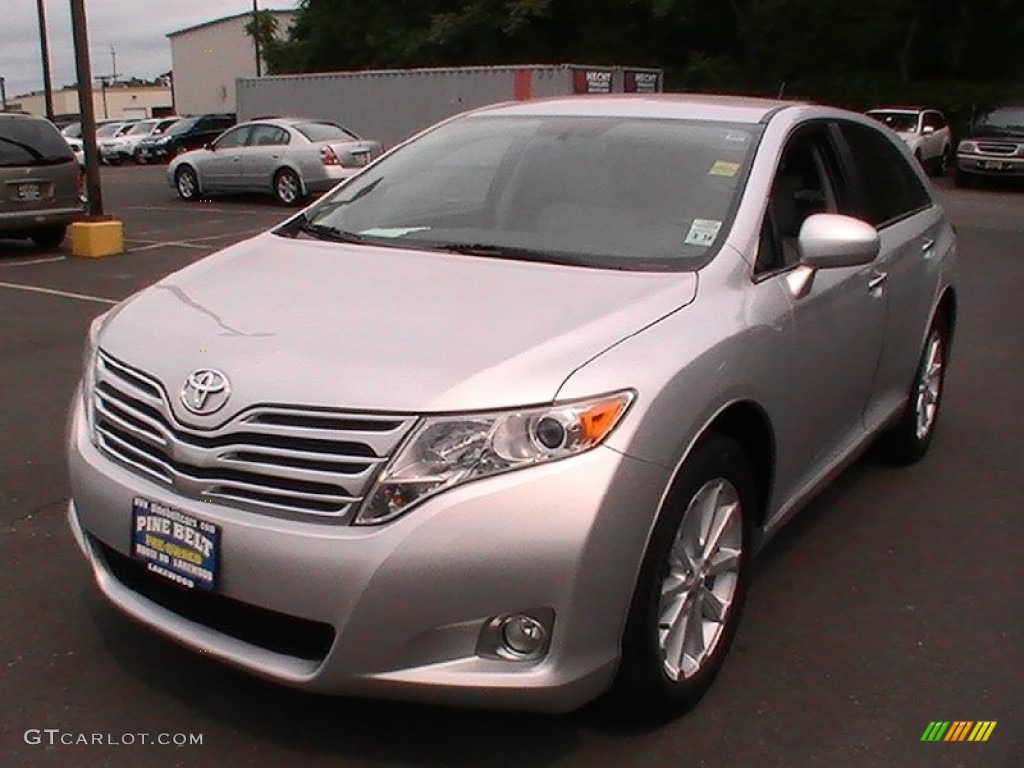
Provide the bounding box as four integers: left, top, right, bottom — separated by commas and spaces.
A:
277, 215, 374, 244
429, 242, 598, 267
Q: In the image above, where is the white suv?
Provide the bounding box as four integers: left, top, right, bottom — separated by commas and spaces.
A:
866, 107, 953, 176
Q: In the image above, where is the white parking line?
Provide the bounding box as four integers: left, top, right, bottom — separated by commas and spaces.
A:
126, 242, 213, 253
122, 205, 271, 216
0, 281, 118, 305
0, 256, 68, 268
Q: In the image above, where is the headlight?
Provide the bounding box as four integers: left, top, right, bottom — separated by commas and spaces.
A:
356, 391, 635, 524
958, 140, 978, 154
81, 312, 107, 441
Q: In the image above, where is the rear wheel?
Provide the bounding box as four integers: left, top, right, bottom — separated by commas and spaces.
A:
610, 433, 754, 720
31, 225, 67, 249
274, 168, 303, 206
174, 166, 199, 201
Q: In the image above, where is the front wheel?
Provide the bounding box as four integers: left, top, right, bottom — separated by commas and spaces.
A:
174, 166, 199, 201
609, 433, 754, 720
872, 319, 949, 464
273, 168, 303, 206
936, 146, 951, 177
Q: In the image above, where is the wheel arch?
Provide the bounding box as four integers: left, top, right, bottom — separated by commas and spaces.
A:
935, 286, 957, 353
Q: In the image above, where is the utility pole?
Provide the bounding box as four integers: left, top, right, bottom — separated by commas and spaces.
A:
36, 0, 55, 119
70, 0, 104, 216
110, 46, 117, 81
252, 0, 262, 77
0, 77, 7, 111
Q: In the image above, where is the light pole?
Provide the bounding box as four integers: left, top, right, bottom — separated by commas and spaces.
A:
0, 77, 7, 111
70, 0, 103, 216
252, 0, 262, 77
36, 0, 55, 119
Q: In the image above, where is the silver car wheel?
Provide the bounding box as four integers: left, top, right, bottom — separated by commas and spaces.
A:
914, 330, 944, 440
176, 168, 196, 200
276, 171, 299, 205
658, 478, 743, 682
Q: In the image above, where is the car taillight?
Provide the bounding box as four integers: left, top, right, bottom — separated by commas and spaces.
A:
320, 146, 340, 166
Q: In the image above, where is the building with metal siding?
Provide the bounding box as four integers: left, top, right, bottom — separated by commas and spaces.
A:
237, 65, 664, 149
168, 9, 296, 116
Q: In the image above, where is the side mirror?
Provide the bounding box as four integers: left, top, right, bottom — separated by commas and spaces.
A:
205, 142, 215, 151
798, 213, 880, 269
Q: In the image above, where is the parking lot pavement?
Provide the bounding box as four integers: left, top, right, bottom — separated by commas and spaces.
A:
1, 167, 1021, 768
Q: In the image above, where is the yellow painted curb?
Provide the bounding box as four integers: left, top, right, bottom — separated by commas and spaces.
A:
71, 219, 124, 258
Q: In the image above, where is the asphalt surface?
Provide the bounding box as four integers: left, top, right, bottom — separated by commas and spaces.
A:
1, 166, 1021, 768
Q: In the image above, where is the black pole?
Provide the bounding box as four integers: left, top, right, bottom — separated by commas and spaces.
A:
36, 0, 55, 120
70, 0, 103, 216
252, 0, 262, 77
0, 77, 7, 111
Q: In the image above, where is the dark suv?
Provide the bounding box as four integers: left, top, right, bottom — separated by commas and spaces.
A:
135, 114, 236, 164
954, 103, 1024, 187
0, 113, 82, 248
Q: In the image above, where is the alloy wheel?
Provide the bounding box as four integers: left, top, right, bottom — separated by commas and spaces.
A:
658, 478, 743, 681
276, 172, 299, 205
914, 330, 944, 440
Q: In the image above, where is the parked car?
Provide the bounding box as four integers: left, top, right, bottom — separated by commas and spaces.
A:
68, 95, 957, 717
135, 114, 236, 164
99, 117, 181, 164
168, 118, 383, 206
1, 113, 83, 247
954, 102, 1024, 188
865, 107, 953, 176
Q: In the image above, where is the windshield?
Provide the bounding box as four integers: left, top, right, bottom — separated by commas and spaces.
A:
295, 122, 359, 142
293, 115, 759, 270
128, 120, 158, 136
62, 122, 82, 138
867, 111, 919, 133
164, 117, 199, 136
0, 118, 75, 167
973, 106, 1024, 136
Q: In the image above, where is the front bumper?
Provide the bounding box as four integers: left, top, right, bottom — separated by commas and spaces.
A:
67, 396, 669, 712
956, 153, 1024, 176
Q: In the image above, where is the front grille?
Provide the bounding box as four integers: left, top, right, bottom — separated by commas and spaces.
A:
94, 538, 335, 661
976, 142, 1019, 156
91, 351, 417, 521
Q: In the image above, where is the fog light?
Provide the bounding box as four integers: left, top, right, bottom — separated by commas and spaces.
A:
501, 615, 547, 656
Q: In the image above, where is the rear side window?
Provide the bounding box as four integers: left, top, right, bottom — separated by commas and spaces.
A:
294, 122, 359, 142
837, 122, 931, 226
0, 118, 74, 167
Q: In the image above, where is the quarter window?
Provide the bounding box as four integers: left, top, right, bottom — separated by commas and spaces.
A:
837, 122, 931, 227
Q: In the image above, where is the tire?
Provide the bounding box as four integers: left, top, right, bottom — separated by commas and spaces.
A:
273, 168, 303, 207
174, 166, 200, 202
30, 225, 67, 249
872, 317, 949, 465
609, 433, 755, 720
135, 152, 147, 165
936, 146, 951, 177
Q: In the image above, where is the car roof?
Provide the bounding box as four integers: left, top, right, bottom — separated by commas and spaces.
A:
866, 106, 935, 113
467, 94, 802, 124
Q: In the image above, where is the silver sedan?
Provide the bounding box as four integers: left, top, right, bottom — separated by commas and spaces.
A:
71, 95, 957, 717
167, 117, 383, 205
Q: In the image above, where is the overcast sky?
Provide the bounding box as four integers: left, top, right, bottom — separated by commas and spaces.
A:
1, 0, 295, 98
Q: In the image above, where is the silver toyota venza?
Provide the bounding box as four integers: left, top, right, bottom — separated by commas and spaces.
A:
68, 95, 958, 716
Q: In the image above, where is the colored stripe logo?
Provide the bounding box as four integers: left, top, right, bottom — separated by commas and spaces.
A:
921, 721, 997, 742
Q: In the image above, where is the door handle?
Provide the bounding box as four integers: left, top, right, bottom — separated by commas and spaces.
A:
921, 238, 935, 252
867, 270, 888, 291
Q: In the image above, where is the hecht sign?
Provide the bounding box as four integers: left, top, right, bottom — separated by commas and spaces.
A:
573, 69, 613, 94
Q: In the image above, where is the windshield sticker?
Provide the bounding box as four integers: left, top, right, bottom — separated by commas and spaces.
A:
723, 132, 750, 144
684, 218, 723, 247
357, 227, 430, 238
709, 160, 740, 177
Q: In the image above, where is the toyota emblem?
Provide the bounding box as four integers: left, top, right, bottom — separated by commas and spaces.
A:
180, 369, 231, 415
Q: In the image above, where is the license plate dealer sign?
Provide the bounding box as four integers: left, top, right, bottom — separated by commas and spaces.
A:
131, 497, 220, 590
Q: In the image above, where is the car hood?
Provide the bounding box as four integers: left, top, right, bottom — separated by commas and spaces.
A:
98, 233, 697, 421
